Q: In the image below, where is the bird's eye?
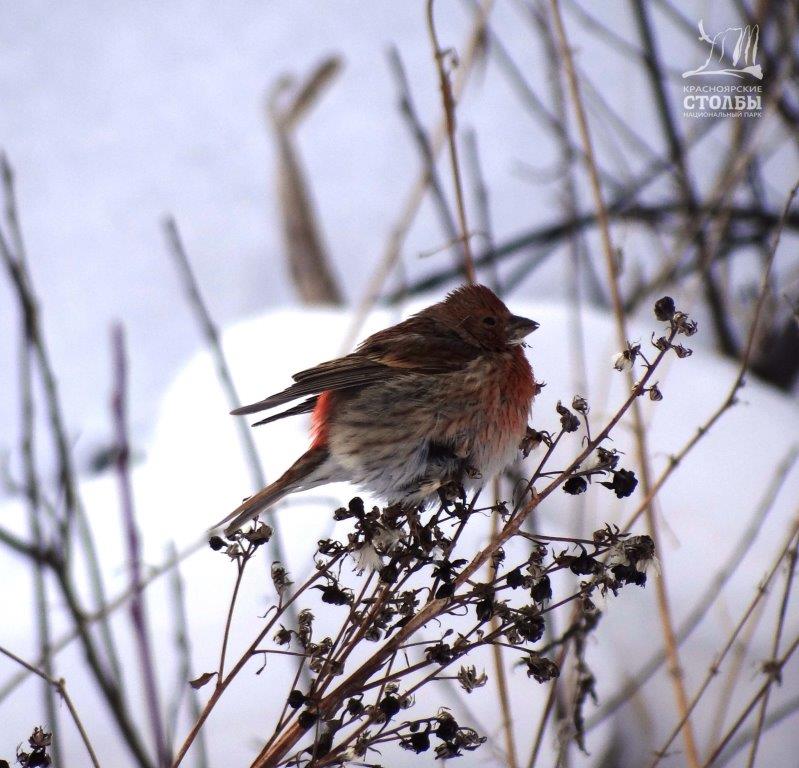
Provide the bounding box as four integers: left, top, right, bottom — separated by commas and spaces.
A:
482, 316, 497, 326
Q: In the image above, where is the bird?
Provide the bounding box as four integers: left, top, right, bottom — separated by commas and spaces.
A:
215, 284, 539, 535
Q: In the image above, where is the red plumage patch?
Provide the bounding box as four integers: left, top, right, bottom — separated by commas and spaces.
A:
311, 390, 334, 448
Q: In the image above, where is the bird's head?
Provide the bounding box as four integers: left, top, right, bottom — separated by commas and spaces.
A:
435, 284, 539, 351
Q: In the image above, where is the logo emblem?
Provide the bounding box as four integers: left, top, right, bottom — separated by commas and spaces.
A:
682, 19, 762, 80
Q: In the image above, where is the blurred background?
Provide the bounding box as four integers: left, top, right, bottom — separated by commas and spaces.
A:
1, 1, 798, 766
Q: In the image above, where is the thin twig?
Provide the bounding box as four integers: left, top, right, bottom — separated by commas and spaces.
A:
112, 324, 169, 768
702, 632, 799, 768
0, 644, 102, 768
426, 0, 477, 284
745, 532, 799, 767
387, 46, 466, 271
649, 514, 799, 767
547, 2, 699, 762
588, 445, 799, 729
165, 542, 209, 768
341, 0, 493, 352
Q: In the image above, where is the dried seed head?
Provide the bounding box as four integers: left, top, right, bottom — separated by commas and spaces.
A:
572, 395, 589, 414
270, 561, 293, 594
649, 382, 663, 401
654, 296, 676, 321
612, 343, 640, 371
457, 665, 488, 693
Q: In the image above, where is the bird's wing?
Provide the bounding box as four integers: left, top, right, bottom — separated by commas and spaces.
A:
231, 316, 479, 417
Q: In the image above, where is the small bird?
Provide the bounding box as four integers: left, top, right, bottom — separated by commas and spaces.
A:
216, 285, 539, 535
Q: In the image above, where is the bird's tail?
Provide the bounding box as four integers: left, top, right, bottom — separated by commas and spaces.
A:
213, 446, 331, 536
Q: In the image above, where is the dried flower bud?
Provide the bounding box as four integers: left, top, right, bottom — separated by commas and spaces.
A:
287, 689, 306, 709
379, 695, 401, 720
435, 712, 459, 741
654, 296, 676, 321
506, 567, 524, 589
355, 543, 383, 573
672, 343, 693, 358
520, 427, 547, 457
524, 653, 560, 683
457, 665, 488, 693
672, 311, 698, 336
270, 562, 293, 594
601, 468, 638, 498
244, 523, 273, 546
298, 711, 318, 730
530, 575, 552, 604
208, 535, 225, 551
401, 730, 431, 753
572, 395, 589, 414
348, 496, 365, 516
612, 343, 640, 371
563, 476, 587, 495
28, 728, 52, 750
556, 401, 580, 432
649, 383, 663, 401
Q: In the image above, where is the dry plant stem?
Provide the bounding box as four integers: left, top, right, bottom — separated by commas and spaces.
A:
716, 693, 799, 767
163, 217, 302, 652
19, 323, 61, 765
488, 488, 519, 768
702, 632, 799, 768
170, 554, 344, 768
588, 445, 799, 730
547, 2, 699, 763
619, 179, 799, 537
250, 330, 673, 768
0, 157, 153, 766
112, 325, 170, 768
463, 130, 500, 292
426, 0, 476, 284
268, 57, 344, 306
631, 0, 737, 357
649, 514, 799, 767
163, 217, 268, 493
341, 0, 492, 352
0, 644, 102, 768
706, 599, 767, 755
0, 536, 207, 703
745, 533, 799, 767
166, 543, 209, 768
218, 549, 251, 681
387, 46, 465, 270
527, 642, 569, 768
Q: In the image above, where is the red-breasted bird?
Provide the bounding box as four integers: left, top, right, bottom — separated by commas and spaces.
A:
216, 285, 539, 535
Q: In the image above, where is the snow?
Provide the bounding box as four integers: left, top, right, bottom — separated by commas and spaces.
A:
2, 299, 799, 766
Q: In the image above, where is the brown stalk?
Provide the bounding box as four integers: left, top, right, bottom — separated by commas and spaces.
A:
618, 180, 799, 537
341, 0, 493, 352
426, 0, 477, 285
702, 632, 799, 768
649, 513, 799, 767
744, 533, 799, 766
546, 1, 699, 763
268, 56, 344, 306
587, 444, 799, 730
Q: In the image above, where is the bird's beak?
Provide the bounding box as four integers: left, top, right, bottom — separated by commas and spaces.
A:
508, 315, 540, 341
